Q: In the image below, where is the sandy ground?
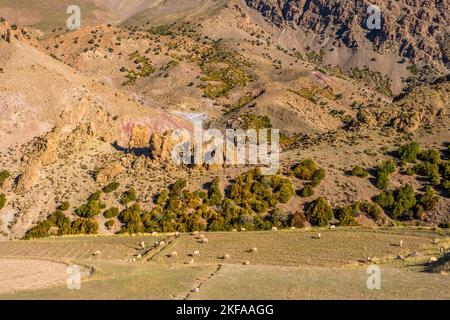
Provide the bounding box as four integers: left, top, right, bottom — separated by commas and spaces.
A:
0, 258, 68, 294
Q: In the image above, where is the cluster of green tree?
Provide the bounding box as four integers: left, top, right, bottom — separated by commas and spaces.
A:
118, 168, 296, 233
375, 160, 396, 189
375, 184, 439, 221
335, 201, 384, 226
397, 142, 449, 193
288, 159, 326, 198
0, 193, 6, 210
23, 210, 99, 239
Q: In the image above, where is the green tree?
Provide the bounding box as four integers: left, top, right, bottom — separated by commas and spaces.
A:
305, 197, 333, 227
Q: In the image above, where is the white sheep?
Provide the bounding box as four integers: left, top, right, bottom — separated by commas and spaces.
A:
169, 251, 178, 257
92, 250, 101, 256
141, 241, 145, 249
251, 247, 258, 253
243, 261, 250, 265
232, 229, 237, 232
201, 238, 209, 243
240, 227, 246, 232
193, 250, 200, 256
429, 257, 438, 263
193, 288, 199, 293
222, 254, 230, 259
330, 225, 336, 229
399, 240, 403, 247
290, 227, 296, 230
317, 233, 322, 239
271, 227, 278, 231
137, 254, 142, 259
187, 258, 195, 264
175, 231, 179, 236
192, 231, 199, 237
159, 240, 166, 247
152, 231, 158, 236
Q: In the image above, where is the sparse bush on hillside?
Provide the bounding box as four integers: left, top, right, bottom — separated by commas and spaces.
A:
0, 170, 11, 185
305, 197, 333, 227
58, 201, 70, 211
290, 211, 307, 228
0, 193, 6, 210
103, 207, 119, 219
105, 219, 115, 229
375, 190, 395, 209
76, 192, 105, 218
375, 160, 395, 190
103, 182, 120, 193
419, 149, 441, 165
71, 218, 99, 235
335, 205, 358, 226
351, 165, 368, 178
415, 186, 440, 219
206, 177, 222, 206
397, 142, 421, 164
120, 189, 137, 205
299, 184, 314, 198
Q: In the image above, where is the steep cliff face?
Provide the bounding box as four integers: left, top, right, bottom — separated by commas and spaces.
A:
245, 0, 449, 66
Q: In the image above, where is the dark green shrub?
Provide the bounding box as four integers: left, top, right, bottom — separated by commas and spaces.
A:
170, 179, 186, 197
71, 218, 99, 234
299, 185, 314, 198
207, 177, 223, 206
105, 219, 116, 229
156, 189, 168, 206
397, 142, 420, 163
311, 168, 326, 187
103, 207, 120, 219
335, 205, 358, 226
103, 182, 120, 193
290, 211, 307, 228
351, 165, 368, 178
121, 189, 137, 205
305, 197, 333, 227
0, 193, 6, 210
76, 194, 105, 218
375, 160, 395, 189
0, 170, 11, 185
413, 162, 440, 186
391, 184, 416, 220
416, 186, 439, 218
58, 201, 70, 211
419, 149, 441, 165
23, 220, 54, 239
375, 190, 395, 208
291, 159, 317, 180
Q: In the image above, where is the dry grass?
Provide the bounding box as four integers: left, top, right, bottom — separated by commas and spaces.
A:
154, 228, 444, 267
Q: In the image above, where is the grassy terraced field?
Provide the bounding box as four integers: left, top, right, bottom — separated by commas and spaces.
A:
0, 227, 448, 299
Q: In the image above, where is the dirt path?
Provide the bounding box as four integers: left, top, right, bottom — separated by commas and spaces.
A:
0, 258, 68, 295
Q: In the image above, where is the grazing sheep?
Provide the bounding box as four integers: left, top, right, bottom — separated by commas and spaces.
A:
243, 261, 250, 265
439, 247, 444, 254
132, 258, 136, 262
192, 231, 199, 237
271, 227, 278, 231
317, 233, 322, 239
290, 227, 296, 230
201, 238, 209, 243
151, 232, 158, 236
240, 227, 246, 232
251, 247, 258, 253
193, 250, 200, 257
429, 257, 438, 263
193, 288, 199, 293
159, 240, 166, 247
175, 231, 179, 237
154, 241, 160, 247
92, 250, 101, 256
232, 229, 237, 232
221, 254, 230, 259
397, 255, 405, 261
137, 254, 142, 259
432, 239, 439, 244
199, 234, 205, 239
187, 258, 194, 264
399, 240, 403, 247
330, 225, 336, 229
141, 241, 145, 249
367, 256, 372, 262
169, 251, 178, 257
